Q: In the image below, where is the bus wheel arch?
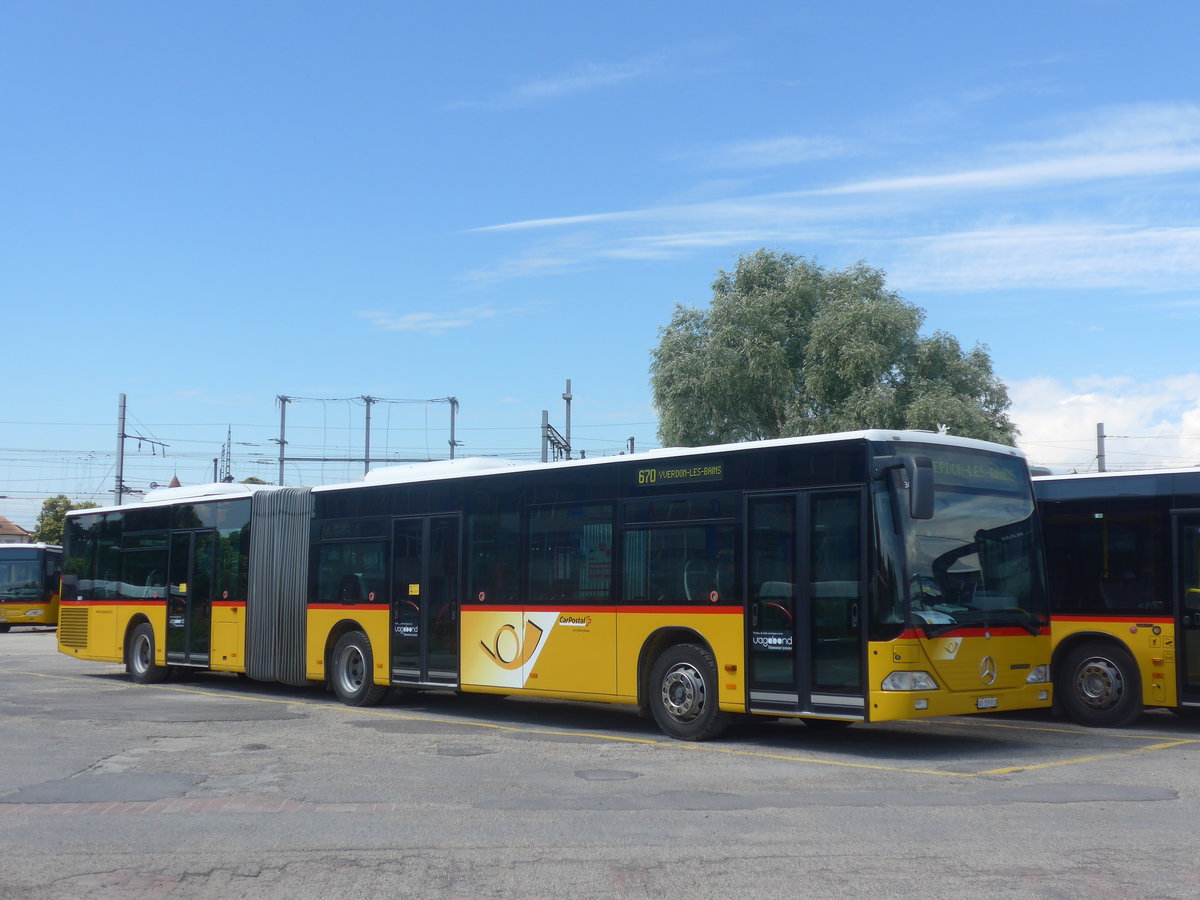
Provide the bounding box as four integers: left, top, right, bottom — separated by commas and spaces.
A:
327, 623, 387, 707
125, 618, 169, 684
1055, 636, 1143, 727
640, 631, 729, 741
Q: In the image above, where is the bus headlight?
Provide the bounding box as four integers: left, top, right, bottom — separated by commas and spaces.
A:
882, 671, 939, 691
1026, 665, 1050, 684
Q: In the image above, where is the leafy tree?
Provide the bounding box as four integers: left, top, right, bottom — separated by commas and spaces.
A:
650, 249, 1016, 446
31, 495, 99, 545
240, 477, 270, 485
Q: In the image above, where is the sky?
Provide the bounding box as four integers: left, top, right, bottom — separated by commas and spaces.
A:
3, 0, 1199, 530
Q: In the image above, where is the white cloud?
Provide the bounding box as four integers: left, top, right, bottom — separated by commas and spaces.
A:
1011, 374, 1200, 471
819, 102, 1200, 197
450, 55, 662, 110
888, 223, 1200, 292
359, 305, 508, 335
469, 102, 1200, 293
706, 135, 852, 169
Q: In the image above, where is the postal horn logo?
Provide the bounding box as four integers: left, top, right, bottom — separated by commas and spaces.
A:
480, 620, 545, 671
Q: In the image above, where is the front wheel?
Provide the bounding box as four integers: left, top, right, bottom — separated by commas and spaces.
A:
330, 631, 388, 707
1058, 641, 1143, 727
126, 622, 169, 684
648, 643, 729, 741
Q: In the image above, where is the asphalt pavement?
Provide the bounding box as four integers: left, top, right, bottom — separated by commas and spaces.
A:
3, 628, 1199, 899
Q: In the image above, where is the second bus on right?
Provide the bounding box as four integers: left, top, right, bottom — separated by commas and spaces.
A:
1036, 469, 1200, 726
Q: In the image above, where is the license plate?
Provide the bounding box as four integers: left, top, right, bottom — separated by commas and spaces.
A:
976, 697, 999, 710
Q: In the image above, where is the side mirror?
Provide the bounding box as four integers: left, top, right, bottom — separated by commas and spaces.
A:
873, 454, 935, 520
904, 455, 934, 520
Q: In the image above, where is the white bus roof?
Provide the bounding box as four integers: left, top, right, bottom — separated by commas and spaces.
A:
64, 430, 1025, 515
312, 429, 1025, 493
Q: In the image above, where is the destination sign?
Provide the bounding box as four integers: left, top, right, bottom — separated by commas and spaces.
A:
635, 461, 724, 487
929, 455, 1026, 494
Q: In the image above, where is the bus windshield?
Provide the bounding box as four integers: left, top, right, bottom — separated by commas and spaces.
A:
1, 552, 45, 600
896, 446, 1047, 636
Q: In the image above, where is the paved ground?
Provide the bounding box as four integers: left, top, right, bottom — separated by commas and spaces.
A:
3, 627, 1200, 899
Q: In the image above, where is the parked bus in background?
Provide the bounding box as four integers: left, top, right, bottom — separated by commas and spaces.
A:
1035, 468, 1200, 726
58, 430, 1052, 740
0, 543, 63, 631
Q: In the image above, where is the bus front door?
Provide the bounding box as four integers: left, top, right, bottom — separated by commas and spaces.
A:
391, 515, 460, 686
747, 490, 866, 719
166, 530, 216, 666
1175, 513, 1200, 708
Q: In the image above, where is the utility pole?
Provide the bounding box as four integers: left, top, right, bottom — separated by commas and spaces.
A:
362, 396, 375, 476
276, 396, 289, 485
113, 393, 168, 501
116, 393, 126, 505
219, 425, 232, 482
448, 397, 460, 459
562, 379, 572, 460
1097, 422, 1107, 472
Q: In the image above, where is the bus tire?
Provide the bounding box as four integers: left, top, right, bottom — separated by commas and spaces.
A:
126, 623, 169, 685
1058, 641, 1142, 727
330, 631, 388, 707
648, 643, 729, 741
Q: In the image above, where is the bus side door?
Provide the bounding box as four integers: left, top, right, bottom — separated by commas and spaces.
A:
747, 489, 866, 717
1175, 512, 1200, 708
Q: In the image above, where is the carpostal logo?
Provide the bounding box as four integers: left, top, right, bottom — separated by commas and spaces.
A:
557, 614, 591, 628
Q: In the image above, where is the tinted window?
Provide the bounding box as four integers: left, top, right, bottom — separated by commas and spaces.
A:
314, 541, 389, 604
623, 524, 737, 605
1042, 501, 1170, 614
527, 504, 612, 605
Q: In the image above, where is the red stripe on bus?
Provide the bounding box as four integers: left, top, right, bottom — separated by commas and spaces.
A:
900, 626, 1049, 639
1052, 614, 1172, 624
307, 603, 387, 611
463, 604, 741, 615
60, 599, 166, 606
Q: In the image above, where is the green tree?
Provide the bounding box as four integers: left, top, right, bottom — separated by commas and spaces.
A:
31, 495, 99, 545
650, 249, 1016, 446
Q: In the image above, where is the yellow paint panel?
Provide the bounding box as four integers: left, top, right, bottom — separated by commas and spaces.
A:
462, 609, 616, 696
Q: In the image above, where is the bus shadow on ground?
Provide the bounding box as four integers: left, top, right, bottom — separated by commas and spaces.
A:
80, 668, 1200, 763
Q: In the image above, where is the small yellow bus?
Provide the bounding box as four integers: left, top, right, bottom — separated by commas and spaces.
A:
0, 543, 62, 631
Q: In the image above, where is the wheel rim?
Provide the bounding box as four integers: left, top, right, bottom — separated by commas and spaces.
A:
336, 645, 366, 695
661, 662, 706, 723
1074, 656, 1125, 710
132, 633, 151, 675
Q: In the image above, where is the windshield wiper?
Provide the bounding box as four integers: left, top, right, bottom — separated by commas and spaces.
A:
919, 621, 965, 638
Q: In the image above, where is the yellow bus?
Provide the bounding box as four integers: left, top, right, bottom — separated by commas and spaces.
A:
1036, 468, 1200, 726
59, 430, 1051, 740
0, 543, 62, 631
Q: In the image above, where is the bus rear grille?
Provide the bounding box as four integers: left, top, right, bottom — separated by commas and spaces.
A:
58, 607, 88, 648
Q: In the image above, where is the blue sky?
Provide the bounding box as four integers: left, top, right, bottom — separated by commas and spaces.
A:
3, 1, 1199, 529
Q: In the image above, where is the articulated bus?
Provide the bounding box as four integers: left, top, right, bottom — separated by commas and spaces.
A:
58, 430, 1051, 740
1036, 468, 1200, 727
0, 543, 62, 632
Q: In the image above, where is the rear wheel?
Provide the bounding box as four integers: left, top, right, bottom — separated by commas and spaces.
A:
1058, 641, 1142, 727
330, 631, 388, 707
648, 643, 729, 741
126, 623, 169, 684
